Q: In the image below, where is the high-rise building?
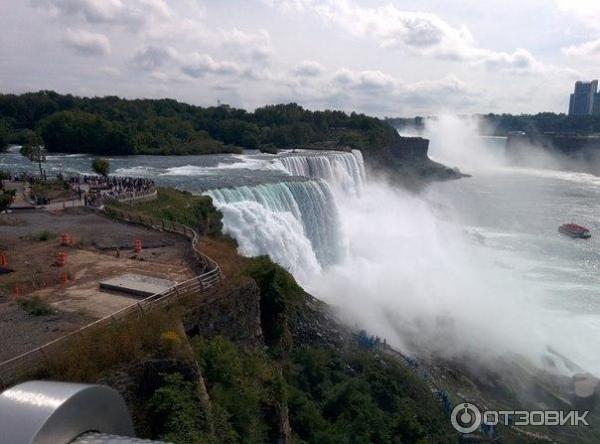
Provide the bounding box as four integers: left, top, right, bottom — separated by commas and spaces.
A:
569, 80, 599, 116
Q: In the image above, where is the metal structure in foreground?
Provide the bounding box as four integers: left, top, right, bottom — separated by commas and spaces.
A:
0, 381, 167, 444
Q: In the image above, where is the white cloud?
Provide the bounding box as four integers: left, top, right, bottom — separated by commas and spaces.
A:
63, 28, 110, 56
556, 0, 600, 30
132, 45, 242, 79
31, 0, 171, 28
266, 0, 554, 74
563, 38, 600, 57
292, 60, 325, 77
132, 45, 178, 70
332, 69, 397, 91
99, 66, 120, 76
181, 53, 241, 78
221, 28, 273, 62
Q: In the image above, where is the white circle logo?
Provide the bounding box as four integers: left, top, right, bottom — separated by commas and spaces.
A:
451, 402, 482, 433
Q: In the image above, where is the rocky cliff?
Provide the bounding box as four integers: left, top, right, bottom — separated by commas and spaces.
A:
365, 135, 467, 185
90, 256, 455, 444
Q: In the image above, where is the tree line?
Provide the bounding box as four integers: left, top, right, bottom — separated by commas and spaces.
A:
0, 91, 399, 155
387, 113, 600, 136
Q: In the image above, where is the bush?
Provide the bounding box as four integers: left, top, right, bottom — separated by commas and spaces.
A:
244, 256, 304, 349
91, 157, 110, 177
32, 230, 55, 241
159, 330, 182, 356
0, 189, 15, 213
18, 296, 54, 316
149, 373, 207, 444
193, 336, 282, 443
259, 143, 278, 154
0, 119, 8, 150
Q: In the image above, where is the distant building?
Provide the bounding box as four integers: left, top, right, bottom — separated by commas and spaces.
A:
569, 80, 599, 116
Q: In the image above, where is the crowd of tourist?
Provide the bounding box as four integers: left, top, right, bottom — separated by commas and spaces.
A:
4, 172, 155, 207
62, 175, 156, 206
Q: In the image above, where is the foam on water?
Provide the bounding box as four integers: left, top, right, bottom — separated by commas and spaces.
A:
207, 179, 346, 283
276, 150, 366, 196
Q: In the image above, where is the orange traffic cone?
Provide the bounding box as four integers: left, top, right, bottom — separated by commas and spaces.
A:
60, 233, 72, 246
56, 252, 67, 267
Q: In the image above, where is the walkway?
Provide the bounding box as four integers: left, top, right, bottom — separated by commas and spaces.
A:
4, 181, 34, 209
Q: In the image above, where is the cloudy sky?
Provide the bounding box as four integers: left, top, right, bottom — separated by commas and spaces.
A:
1, 0, 600, 116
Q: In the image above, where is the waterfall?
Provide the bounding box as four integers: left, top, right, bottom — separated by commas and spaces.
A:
207, 179, 346, 283
277, 150, 366, 196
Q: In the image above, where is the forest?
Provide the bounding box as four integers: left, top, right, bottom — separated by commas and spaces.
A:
0, 91, 398, 155
388, 113, 600, 136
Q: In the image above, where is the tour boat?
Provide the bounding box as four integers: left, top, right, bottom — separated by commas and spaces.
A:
558, 223, 591, 239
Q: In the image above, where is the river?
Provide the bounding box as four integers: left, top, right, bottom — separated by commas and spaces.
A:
2, 130, 599, 376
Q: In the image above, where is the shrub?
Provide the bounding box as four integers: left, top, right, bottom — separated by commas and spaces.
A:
91, 157, 110, 177
32, 230, 55, 241
259, 143, 278, 154
149, 373, 207, 444
193, 336, 281, 443
0, 189, 15, 213
244, 256, 304, 349
18, 296, 54, 316
159, 330, 182, 356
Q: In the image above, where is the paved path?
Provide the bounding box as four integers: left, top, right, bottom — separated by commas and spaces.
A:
41, 198, 85, 211
4, 182, 34, 209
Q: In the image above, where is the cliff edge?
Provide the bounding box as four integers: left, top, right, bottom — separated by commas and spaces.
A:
365, 135, 467, 186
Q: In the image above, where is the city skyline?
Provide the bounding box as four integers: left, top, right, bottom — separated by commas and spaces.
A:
2, 1, 600, 116
568, 79, 600, 116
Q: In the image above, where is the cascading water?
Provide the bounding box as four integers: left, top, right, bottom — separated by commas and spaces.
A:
277, 150, 366, 196
205, 150, 366, 282
207, 179, 346, 283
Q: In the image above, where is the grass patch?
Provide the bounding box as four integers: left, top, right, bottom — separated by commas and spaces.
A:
108, 188, 223, 236
30, 179, 71, 201
0, 215, 25, 226
32, 230, 55, 241
33, 306, 186, 383
18, 296, 54, 316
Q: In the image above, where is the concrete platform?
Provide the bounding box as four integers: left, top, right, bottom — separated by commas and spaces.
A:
99, 273, 177, 297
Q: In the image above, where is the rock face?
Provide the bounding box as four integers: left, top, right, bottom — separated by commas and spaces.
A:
366, 135, 467, 185
183, 277, 264, 347
381, 135, 430, 160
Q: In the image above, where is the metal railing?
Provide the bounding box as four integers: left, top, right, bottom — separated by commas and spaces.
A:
112, 189, 158, 204
0, 205, 222, 389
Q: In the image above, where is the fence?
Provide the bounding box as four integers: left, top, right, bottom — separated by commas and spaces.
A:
0, 204, 222, 389
111, 188, 158, 204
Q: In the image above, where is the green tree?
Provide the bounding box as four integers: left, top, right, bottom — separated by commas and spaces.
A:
20, 133, 46, 177
0, 169, 8, 190
149, 373, 207, 444
0, 189, 15, 213
0, 119, 9, 151
91, 157, 110, 177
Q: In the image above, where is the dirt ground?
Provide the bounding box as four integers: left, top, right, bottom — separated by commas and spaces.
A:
0, 207, 196, 362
